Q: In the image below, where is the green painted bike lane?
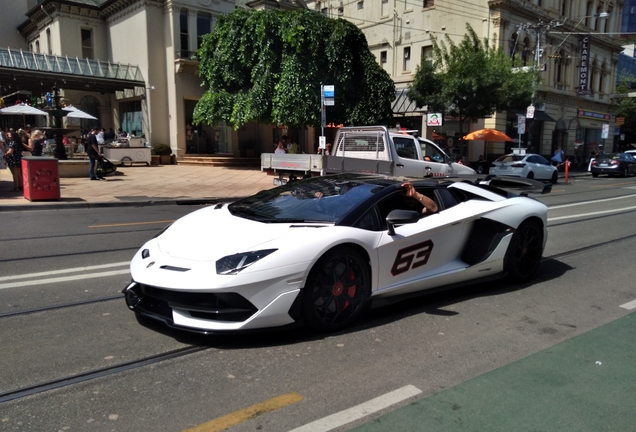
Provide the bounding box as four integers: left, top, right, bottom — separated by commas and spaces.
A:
352, 313, 636, 432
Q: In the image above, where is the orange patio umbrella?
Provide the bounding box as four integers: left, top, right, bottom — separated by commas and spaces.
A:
463, 128, 514, 142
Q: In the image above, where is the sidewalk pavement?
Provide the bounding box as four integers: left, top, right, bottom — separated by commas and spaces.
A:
0, 164, 278, 211
0, 165, 590, 211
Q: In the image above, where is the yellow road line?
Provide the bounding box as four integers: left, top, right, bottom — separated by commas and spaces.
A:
183, 392, 304, 432
88, 220, 174, 228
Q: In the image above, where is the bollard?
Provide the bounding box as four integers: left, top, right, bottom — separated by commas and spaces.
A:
564, 158, 569, 184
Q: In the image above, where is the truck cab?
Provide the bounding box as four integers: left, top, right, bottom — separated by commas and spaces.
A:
333, 126, 474, 178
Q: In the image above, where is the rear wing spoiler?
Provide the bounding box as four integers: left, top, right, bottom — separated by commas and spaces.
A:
475, 175, 553, 195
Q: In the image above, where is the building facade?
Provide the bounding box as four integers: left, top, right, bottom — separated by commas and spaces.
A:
308, 0, 624, 163
1, 0, 236, 157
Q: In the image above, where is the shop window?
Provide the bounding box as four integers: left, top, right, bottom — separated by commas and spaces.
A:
180, 9, 189, 58
119, 100, 143, 137
79, 95, 101, 131
197, 12, 211, 49
81, 29, 93, 59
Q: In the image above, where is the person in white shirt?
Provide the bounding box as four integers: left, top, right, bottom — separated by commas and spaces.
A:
274, 140, 287, 154
96, 128, 105, 146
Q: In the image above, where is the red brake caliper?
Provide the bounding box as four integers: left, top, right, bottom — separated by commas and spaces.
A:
332, 265, 357, 312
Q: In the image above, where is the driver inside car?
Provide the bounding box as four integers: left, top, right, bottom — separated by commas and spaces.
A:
402, 181, 438, 215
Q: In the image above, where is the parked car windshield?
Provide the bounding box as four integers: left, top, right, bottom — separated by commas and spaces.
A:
228, 175, 386, 223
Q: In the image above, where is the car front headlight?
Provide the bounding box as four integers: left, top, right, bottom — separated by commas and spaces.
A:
216, 249, 278, 275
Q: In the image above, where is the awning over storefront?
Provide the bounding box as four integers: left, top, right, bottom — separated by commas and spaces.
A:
512, 109, 556, 122
0, 47, 145, 95
392, 88, 427, 116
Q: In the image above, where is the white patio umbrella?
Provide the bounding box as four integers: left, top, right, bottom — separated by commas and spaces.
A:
0, 104, 49, 128
63, 106, 98, 120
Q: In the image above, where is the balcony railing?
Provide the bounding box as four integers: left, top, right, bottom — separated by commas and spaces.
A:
0, 48, 144, 82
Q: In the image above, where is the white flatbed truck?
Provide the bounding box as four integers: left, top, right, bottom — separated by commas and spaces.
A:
261, 126, 475, 184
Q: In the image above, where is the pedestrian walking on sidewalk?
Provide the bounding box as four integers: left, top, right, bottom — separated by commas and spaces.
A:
4, 130, 24, 191
87, 128, 104, 180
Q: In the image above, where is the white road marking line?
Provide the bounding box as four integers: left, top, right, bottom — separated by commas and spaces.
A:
548, 194, 636, 210
0, 261, 129, 282
619, 299, 636, 310
288, 385, 422, 432
547, 205, 636, 222
0, 270, 131, 290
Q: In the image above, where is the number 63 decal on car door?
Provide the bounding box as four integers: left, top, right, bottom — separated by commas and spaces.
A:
390, 240, 434, 276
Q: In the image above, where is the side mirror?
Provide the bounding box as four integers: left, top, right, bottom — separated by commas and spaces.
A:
386, 209, 420, 236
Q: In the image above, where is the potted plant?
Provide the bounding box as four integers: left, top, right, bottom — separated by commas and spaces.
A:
152, 143, 172, 165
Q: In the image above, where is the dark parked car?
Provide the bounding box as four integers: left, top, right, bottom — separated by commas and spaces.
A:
590, 153, 636, 177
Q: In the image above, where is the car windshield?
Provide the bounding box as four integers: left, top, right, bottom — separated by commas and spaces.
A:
495, 155, 525, 163
228, 175, 385, 223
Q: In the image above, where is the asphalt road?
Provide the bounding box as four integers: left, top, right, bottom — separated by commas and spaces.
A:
1, 175, 635, 432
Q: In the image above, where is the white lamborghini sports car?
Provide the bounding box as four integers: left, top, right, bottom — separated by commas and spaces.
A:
124, 173, 550, 334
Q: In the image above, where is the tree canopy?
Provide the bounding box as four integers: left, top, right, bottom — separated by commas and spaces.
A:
407, 24, 540, 135
194, 9, 395, 129
615, 77, 636, 139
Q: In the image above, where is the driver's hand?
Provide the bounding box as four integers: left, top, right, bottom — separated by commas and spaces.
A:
401, 182, 416, 198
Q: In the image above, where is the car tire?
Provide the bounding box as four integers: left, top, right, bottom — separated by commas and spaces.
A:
622, 167, 628, 178
550, 171, 558, 184
527, 172, 534, 180
592, 172, 599, 178
504, 220, 543, 283
302, 246, 371, 332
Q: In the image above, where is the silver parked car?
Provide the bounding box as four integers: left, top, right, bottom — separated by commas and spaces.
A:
490, 154, 558, 184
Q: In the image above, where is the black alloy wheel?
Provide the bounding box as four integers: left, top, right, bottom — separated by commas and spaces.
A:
302, 246, 371, 332
505, 220, 543, 282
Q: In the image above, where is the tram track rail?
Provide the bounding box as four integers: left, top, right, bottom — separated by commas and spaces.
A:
0, 294, 123, 319
0, 345, 210, 404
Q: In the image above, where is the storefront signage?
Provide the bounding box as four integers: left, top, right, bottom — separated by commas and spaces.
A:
616, 117, 625, 126
426, 113, 443, 126
577, 109, 610, 121
578, 36, 591, 95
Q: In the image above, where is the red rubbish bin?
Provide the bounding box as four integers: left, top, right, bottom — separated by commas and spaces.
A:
22, 157, 61, 201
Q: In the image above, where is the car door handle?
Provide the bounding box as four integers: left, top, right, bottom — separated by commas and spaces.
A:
396, 164, 404, 167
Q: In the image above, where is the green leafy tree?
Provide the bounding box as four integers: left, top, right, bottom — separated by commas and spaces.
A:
615, 76, 636, 140
194, 9, 395, 129
408, 24, 540, 136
